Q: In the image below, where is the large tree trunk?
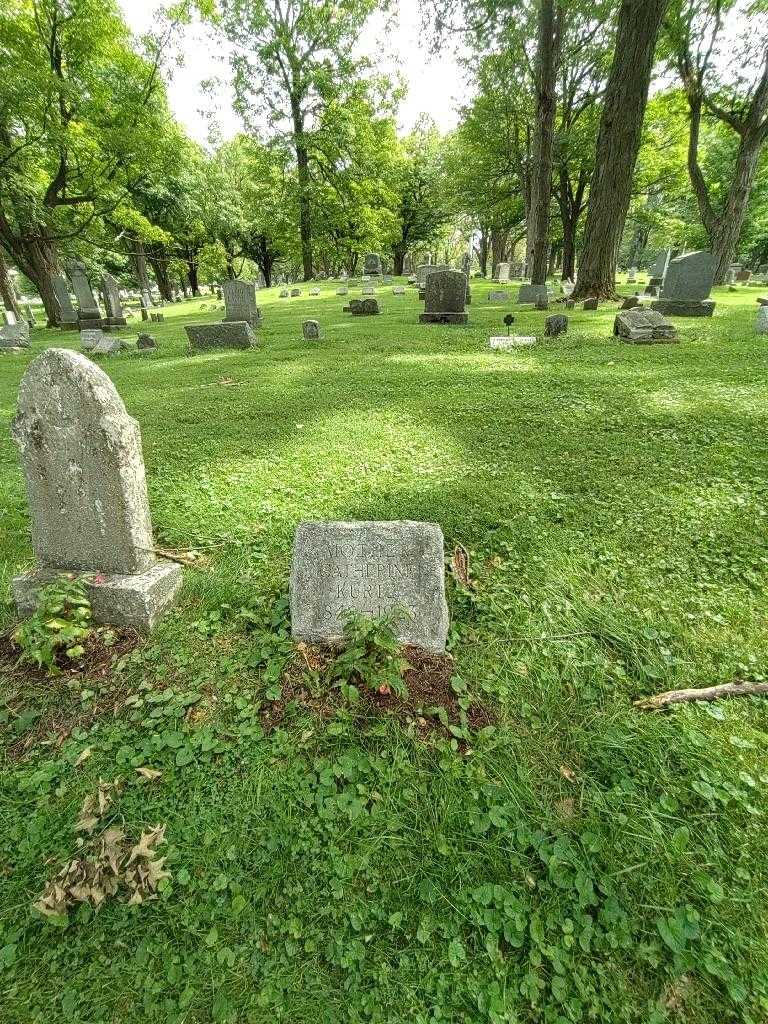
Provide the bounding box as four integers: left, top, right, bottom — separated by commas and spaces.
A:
147, 244, 173, 301
291, 98, 314, 282
393, 245, 406, 276
126, 234, 152, 293
573, 0, 669, 300
475, 226, 490, 277
490, 228, 509, 277
528, 0, 562, 286
0, 249, 23, 320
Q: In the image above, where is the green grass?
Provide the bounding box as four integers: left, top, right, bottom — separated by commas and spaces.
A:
1, 278, 768, 1023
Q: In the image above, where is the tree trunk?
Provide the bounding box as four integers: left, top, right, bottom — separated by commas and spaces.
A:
188, 262, 200, 296
490, 228, 509, 277
291, 97, 314, 281
573, 0, 670, 300
126, 234, 152, 293
0, 249, 23, 320
147, 244, 173, 301
475, 226, 490, 277
529, 0, 561, 286
393, 245, 406, 276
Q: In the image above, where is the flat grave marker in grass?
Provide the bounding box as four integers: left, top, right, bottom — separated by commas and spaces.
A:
290, 520, 449, 654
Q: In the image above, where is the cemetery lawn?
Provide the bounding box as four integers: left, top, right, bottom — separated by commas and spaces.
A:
2, 280, 768, 1024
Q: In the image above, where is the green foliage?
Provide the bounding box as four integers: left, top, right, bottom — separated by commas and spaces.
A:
325, 612, 409, 702
12, 577, 94, 674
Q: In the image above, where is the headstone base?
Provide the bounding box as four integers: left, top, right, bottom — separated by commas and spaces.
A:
418, 312, 469, 325
78, 317, 104, 330
224, 314, 262, 327
185, 322, 258, 350
13, 562, 182, 632
103, 318, 127, 330
651, 299, 716, 318
59, 321, 79, 332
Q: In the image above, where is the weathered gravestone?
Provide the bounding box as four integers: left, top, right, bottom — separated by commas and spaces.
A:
736, 269, 752, 283
137, 333, 157, 350
310, 288, 321, 296
336, 287, 349, 296
614, 307, 678, 343
102, 273, 127, 329
627, 267, 638, 283
363, 253, 383, 276
517, 283, 549, 304
545, 315, 568, 337
419, 270, 468, 324
756, 305, 768, 335
647, 249, 671, 292
652, 251, 716, 317
303, 320, 321, 341
415, 264, 430, 289
80, 328, 106, 352
565, 298, 575, 309
583, 298, 599, 310
290, 521, 449, 654
92, 335, 123, 355
621, 296, 642, 310
52, 274, 79, 330
419, 265, 450, 300
279, 289, 290, 298
150, 312, 164, 323
343, 298, 381, 316
0, 320, 30, 348
362, 285, 376, 296
490, 336, 536, 350
11, 349, 182, 630
290, 288, 302, 297
535, 295, 549, 311
185, 322, 258, 350
496, 262, 511, 283
65, 260, 102, 328
222, 279, 262, 327
392, 286, 406, 295
488, 290, 510, 302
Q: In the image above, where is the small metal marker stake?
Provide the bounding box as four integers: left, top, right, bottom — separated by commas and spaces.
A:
504, 314, 516, 337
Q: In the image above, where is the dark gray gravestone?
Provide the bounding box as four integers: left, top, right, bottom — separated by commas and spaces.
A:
290, 521, 449, 653
583, 298, 599, 310
614, 307, 678, 343
137, 333, 157, 350
11, 349, 182, 630
363, 253, 383, 276
303, 320, 321, 341
222, 279, 261, 326
52, 273, 79, 330
343, 299, 380, 315
185, 322, 258, 350
419, 270, 468, 324
545, 314, 568, 337
517, 283, 548, 304
65, 260, 102, 328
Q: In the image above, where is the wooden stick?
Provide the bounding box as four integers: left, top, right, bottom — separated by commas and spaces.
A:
634, 680, 768, 711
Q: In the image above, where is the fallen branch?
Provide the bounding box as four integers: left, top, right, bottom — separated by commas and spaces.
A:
634, 680, 768, 711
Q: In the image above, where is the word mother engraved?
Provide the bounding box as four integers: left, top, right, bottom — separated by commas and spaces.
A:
290, 521, 449, 654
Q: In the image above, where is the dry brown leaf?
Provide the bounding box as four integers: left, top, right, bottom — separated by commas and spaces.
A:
74, 748, 92, 767
451, 544, 473, 588
135, 767, 163, 782
559, 765, 577, 783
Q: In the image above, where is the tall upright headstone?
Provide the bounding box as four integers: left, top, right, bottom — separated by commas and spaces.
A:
651, 251, 717, 317
11, 349, 182, 630
496, 263, 511, 283
52, 273, 79, 331
101, 272, 127, 329
363, 253, 383, 276
415, 264, 430, 289
222, 279, 262, 327
646, 249, 671, 293
419, 270, 469, 324
65, 260, 102, 328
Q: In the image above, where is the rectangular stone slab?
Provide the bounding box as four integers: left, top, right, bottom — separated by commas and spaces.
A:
13, 562, 182, 632
290, 521, 449, 654
185, 322, 258, 350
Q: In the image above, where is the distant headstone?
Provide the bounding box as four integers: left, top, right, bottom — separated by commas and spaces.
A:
222, 279, 262, 327
102, 273, 127, 328
419, 270, 468, 324
336, 287, 349, 296
290, 520, 449, 654
545, 315, 568, 337
614, 307, 678, 343
150, 312, 164, 323
382, 275, 394, 285
343, 298, 381, 316
362, 285, 376, 296
511, 261, 525, 279
517, 284, 548, 304
535, 295, 549, 311
52, 273, 79, 330
137, 333, 157, 350
490, 336, 535, 350
565, 298, 576, 309
303, 320, 321, 341
627, 266, 638, 283
652, 251, 716, 317
309, 287, 321, 296
11, 349, 182, 630
621, 296, 642, 310
496, 262, 511, 283
415, 264, 430, 288
561, 280, 575, 297
290, 288, 302, 297
735, 269, 752, 283
363, 253, 383, 276
92, 335, 123, 355
279, 289, 290, 298
65, 260, 102, 328
0, 320, 30, 348
185, 322, 258, 350
488, 290, 510, 302
649, 249, 671, 284
393, 286, 406, 295
583, 298, 599, 310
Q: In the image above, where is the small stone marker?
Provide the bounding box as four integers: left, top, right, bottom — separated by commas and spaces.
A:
92, 335, 123, 355
0, 320, 30, 348
613, 307, 678, 343
545, 315, 568, 337
490, 336, 535, 350
565, 298, 575, 309
488, 290, 510, 302
343, 298, 380, 316
336, 287, 349, 296
583, 297, 599, 310
150, 312, 164, 323
652, 251, 717, 317
535, 295, 549, 311
627, 266, 638, 283
517, 283, 549, 305
303, 320, 321, 341
279, 289, 289, 298
392, 286, 406, 295
419, 270, 468, 324
11, 349, 182, 630
290, 288, 302, 297
363, 253, 383, 276
621, 296, 642, 310
185, 322, 258, 350
362, 285, 376, 296
137, 334, 157, 350
756, 306, 768, 335
80, 328, 105, 351
310, 287, 321, 296
290, 521, 449, 654
222, 279, 262, 326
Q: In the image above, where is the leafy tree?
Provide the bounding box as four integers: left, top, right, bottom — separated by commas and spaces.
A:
0, 0, 178, 322
217, 0, 391, 281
